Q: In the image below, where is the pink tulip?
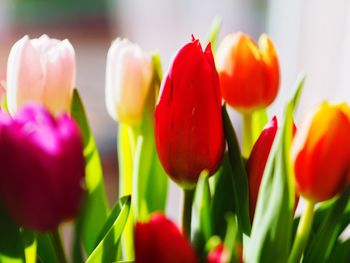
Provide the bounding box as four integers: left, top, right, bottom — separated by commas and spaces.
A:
6, 35, 76, 115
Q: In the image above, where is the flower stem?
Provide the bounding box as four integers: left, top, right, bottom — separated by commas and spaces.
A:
288, 200, 315, 263
182, 188, 195, 237
118, 124, 136, 260
242, 112, 253, 158
49, 228, 67, 263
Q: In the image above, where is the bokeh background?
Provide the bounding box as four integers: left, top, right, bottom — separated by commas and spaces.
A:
1, 0, 349, 247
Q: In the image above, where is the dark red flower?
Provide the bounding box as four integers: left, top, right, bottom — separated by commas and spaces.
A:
135, 213, 197, 263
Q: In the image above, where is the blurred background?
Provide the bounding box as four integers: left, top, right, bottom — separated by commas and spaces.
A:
0, 0, 349, 241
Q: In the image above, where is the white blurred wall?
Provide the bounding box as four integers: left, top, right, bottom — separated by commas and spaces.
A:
267, 0, 350, 122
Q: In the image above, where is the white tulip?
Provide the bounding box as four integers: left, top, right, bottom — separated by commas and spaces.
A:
105, 38, 153, 125
7, 34, 76, 115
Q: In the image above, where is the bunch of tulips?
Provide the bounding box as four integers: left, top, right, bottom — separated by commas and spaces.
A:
0, 24, 349, 263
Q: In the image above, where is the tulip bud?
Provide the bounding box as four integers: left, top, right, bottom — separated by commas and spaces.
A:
292, 102, 350, 202
246, 116, 278, 220
135, 213, 197, 263
155, 37, 225, 188
6, 35, 76, 115
0, 104, 85, 231
216, 32, 279, 112
207, 244, 229, 263
247, 117, 298, 220
105, 38, 153, 125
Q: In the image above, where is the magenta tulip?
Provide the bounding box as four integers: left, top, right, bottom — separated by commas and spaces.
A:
0, 104, 85, 231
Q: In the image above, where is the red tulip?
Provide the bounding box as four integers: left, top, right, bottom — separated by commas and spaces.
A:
292, 102, 350, 202
207, 244, 228, 263
0, 105, 85, 231
247, 117, 298, 220
207, 243, 242, 263
246, 116, 278, 220
216, 32, 279, 112
135, 213, 197, 263
155, 37, 225, 188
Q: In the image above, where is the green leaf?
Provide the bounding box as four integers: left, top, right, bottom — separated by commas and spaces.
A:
206, 17, 222, 52
224, 213, 240, 263
132, 53, 168, 220
0, 204, 25, 263
117, 124, 136, 261
222, 105, 251, 235
71, 89, 109, 255
246, 76, 305, 262
86, 196, 131, 263
328, 239, 350, 263
191, 171, 212, 257
22, 230, 36, 263
36, 233, 58, 263
303, 187, 350, 262
251, 108, 268, 144
210, 153, 236, 239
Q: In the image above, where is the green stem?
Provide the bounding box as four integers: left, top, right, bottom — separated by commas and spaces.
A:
242, 112, 253, 158
182, 188, 195, 237
288, 200, 315, 263
49, 229, 67, 263
117, 124, 136, 260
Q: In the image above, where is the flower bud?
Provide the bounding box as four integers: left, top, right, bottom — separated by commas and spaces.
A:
292, 102, 350, 202
0, 104, 85, 231
247, 117, 298, 220
105, 38, 153, 125
216, 32, 279, 112
135, 213, 197, 263
207, 244, 229, 263
155, 37, 225, 188
246, 116, 278, 220
6, 35, 76, 115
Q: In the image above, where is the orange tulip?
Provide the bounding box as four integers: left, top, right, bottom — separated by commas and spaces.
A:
216, 32, 279, 112
292, 102, 350, 202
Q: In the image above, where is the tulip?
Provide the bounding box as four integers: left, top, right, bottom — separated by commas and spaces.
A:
216, 32, 279, 112
105, 38, 153, 125
0, 104, 85, 231
155, 37, 225, 188
246, 116, 278, 220
207, 243, 243, 263
292, 102, 350, 202
6, 34, 76, 115
247, 116, 298, 220
207, 244, 228, 263
135, 213, 197, 263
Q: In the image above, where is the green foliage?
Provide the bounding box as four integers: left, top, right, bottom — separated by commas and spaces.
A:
71, 89, 109, 255
210, 154, 236, 239
303, 187, 350, 262
246, 76, 304, 262
191, 171, 212, 257
0, 204, 25, 263
222, 105, 251, 235
86, 196, 131, 263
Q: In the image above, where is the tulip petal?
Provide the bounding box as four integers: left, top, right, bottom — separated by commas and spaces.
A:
7, 36, 44, 115
41, 39, 75, 114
